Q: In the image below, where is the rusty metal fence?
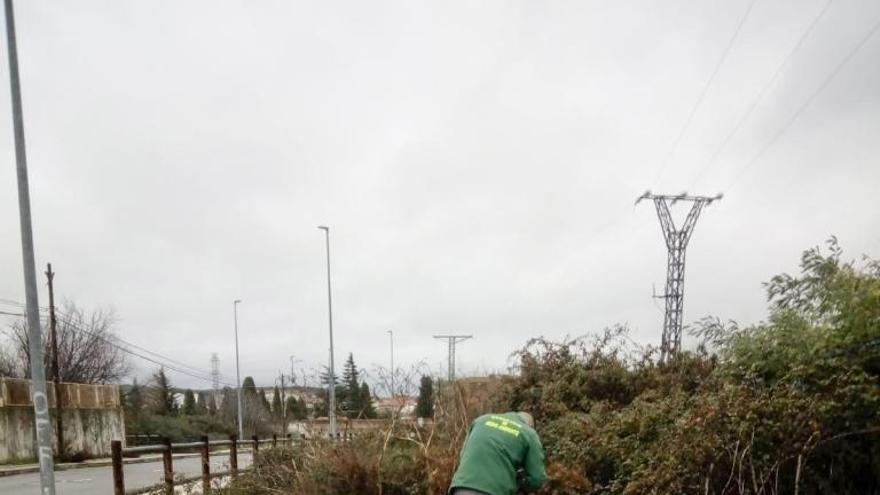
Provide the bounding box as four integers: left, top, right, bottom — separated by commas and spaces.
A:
111, 434, 291, 495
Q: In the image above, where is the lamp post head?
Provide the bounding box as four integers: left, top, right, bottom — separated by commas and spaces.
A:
234, 299, 241, 305
317, 225, 329, 231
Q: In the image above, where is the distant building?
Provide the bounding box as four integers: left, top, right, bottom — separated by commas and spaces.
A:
375, 396, 417, 417
254, 386, 323, 413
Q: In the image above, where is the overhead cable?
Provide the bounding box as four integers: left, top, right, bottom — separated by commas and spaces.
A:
651, 0, 760, 187
688, 0, 834, 190
724, 15, 880, 191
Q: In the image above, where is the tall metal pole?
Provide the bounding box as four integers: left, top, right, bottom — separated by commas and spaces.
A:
233, 299, 243, 439
317, 226, 337, 438
4, 0, 56, 491
387, 330, 394, 397
451, 339, 457, 382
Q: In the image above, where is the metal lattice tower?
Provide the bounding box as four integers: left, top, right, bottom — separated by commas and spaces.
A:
433, 335, 472, 382
210, 353, 220, 404
637, 191, 721, 363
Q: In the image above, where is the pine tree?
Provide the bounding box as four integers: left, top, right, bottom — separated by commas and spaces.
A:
220, 387, 236, 422
341, 353, 361, 417
206, 393, 217, 416
300, 397, 309, 419
242, 376, 257, 396
272, 386, 282, 417
151, 367, 176, 416
416, 375, 434, 418
318, 366, 345, 418
195, 391, 209, 415
126, 378, 144, 419
360, 382, 377, 418
182, 389, 196, 415
286, 397, 308, 420
319, 366, 339, 387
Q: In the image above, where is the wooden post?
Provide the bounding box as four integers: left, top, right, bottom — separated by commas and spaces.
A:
162, 437, 173, 495
272, 433, 277, 448
201, 435, 211, 493
229, 433, 238, 478
45, 264, 63, 459
252, 435, 259, 467
111, 440, 124, 495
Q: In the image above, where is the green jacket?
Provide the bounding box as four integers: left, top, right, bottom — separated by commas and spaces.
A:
450, 413, 546, 495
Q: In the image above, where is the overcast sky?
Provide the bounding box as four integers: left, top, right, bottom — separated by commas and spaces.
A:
1, 0, 878, 391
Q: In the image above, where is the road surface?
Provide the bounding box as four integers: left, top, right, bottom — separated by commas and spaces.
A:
0, 452, 252, 495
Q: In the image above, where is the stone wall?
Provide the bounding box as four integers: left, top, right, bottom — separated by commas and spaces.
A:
0, 378, 125, 463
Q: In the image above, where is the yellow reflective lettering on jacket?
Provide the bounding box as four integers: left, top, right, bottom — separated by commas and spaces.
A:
484, 419, 521, 437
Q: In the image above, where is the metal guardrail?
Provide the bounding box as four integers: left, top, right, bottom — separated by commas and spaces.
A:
110, 434, 292, 495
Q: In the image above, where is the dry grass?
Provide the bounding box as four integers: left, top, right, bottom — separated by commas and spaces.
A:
217, 381, 497, 495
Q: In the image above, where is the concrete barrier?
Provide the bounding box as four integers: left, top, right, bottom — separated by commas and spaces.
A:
0, 377, 125, 463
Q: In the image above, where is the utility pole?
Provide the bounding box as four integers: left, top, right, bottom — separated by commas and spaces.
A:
317, 225, 337, 439
433, 335, 472, 382
6, 0, 56, 490
637, 191, 721, 363
45, 263, 63, 458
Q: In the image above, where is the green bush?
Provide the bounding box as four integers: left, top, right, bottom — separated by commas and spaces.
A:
129, 413, 235, 442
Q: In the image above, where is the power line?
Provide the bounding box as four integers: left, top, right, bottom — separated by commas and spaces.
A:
54, 312, 228, 384
0, 298, 234, 386
724, 14, 880, 192
55, 310, 224, 383
651, 0, 759, 187
4, 298, 221, 381
688, 0, 834, 191
73, 321, 236, 387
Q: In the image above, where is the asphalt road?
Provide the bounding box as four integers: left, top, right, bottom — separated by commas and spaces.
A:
0, 452, 252, 495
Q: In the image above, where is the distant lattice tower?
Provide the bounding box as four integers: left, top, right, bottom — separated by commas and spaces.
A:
637, 191, 721, 363
210, 353, 220, 405
433, 335, 472, 382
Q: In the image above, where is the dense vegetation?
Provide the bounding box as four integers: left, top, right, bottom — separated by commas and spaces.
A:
124, 368, 237, 442
124, 354, 377, 443
510, 239, 879, 494
218, 240, 879, 494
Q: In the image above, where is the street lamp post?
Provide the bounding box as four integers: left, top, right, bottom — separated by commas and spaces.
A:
233, 299, 244, 439
317, 226, 337, 439
5, 0, 56, 491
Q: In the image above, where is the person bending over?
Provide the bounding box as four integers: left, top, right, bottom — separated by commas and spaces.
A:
449, 411, 546, 495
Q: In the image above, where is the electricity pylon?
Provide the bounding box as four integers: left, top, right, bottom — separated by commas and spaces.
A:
433, 335, 472, 382
637, 191, 721, 363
